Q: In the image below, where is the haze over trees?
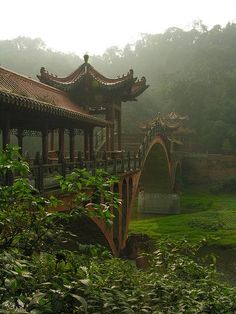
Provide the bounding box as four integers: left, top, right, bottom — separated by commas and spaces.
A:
1, 22, 236, 153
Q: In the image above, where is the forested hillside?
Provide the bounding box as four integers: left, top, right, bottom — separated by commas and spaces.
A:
1, 22, 236, 153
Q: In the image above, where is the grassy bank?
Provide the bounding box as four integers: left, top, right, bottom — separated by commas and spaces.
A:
129, 191, 236, 246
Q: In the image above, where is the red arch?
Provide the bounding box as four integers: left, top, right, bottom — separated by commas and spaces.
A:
137, 134, 172, 188
53, 134, 173, 256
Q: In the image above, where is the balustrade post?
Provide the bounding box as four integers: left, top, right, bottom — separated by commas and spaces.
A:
127, 151, 131, 171
113, 157, 117, 175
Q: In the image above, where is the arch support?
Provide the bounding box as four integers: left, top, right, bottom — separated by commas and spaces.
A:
137, 137, 180, 214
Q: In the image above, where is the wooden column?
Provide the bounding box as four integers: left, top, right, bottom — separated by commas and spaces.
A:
59, 128, 65, 158
110, 106, 115, 151
42, 124, 49, 164
69, 129, 75, 162
17, 129, 23, 155
88, 128, 94, 159
84, 129, 89, 159
110, 123, 114, 151
117, 109, 122, 151
105, 107, 110, 151
2, 111, 10, 149
106, 125, 111, 151
50, 130, 54, 151
106, 105, 115, 151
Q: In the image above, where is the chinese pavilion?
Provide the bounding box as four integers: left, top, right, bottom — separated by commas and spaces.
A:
138, 111, 194, 152
0, 55, 148, 162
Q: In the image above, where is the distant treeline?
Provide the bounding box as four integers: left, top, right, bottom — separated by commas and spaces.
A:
1, 21, 236, 153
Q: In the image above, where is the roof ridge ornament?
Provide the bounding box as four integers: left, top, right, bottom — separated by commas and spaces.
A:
129, 69, 134, 78
84, 54, 89, 64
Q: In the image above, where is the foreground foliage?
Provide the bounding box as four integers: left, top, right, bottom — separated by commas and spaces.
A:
0, 146, 235, 313
1, 241, 235, 313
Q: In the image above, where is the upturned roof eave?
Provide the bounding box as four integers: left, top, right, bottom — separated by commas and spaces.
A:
123, 84, 150, 102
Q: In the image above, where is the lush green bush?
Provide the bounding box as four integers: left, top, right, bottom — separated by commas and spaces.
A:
0, 146, 117, 253
0, 146, 235, 313
0, 241, 235, 313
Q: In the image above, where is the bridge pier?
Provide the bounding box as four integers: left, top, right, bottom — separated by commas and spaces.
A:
137, 191, 180, 214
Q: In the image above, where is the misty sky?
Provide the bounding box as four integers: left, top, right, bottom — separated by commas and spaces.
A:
1, 0, 236, 56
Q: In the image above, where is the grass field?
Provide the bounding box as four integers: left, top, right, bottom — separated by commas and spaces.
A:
129, 190, 236, 246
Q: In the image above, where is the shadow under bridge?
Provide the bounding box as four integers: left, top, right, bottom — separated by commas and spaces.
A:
137, 138, 180, 214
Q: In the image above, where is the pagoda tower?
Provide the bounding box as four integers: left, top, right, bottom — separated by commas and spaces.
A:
38, 55, 149, 151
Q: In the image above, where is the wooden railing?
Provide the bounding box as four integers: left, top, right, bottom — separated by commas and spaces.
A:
137, 120, 168, 161
30, 151, 141, 192
2, 120, 172, 193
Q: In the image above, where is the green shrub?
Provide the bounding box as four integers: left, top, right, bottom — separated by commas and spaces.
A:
0, 146, 235, 313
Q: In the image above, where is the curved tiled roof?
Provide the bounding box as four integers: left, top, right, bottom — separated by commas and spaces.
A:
0, 66, 108, 126
37, 55, 149, 101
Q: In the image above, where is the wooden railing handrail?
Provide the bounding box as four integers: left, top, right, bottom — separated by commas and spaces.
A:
3, 120, 174, 193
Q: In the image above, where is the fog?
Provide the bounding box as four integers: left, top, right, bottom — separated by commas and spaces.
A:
0, 0, 236, 56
